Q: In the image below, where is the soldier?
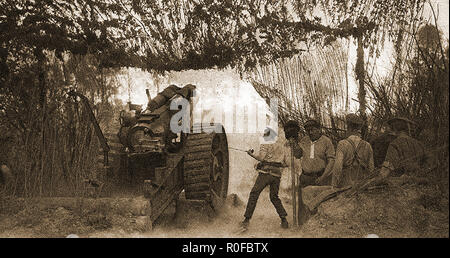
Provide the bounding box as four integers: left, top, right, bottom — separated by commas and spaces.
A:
240, 127, 292, 229
370, 122, 397, 168
297, 119, 335, 186
331, 114, 374, 188
379, 117, 432, 178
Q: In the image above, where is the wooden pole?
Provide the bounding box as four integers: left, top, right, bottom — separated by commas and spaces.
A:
290, 140, 298, 227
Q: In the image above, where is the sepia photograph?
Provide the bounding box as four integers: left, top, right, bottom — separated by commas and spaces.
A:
0, 0, 448, 246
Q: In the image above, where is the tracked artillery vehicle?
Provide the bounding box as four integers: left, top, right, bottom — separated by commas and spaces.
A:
69, 84, 229, 227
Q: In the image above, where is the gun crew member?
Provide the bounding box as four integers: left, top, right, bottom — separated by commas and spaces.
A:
298, 119, 335, 186
240, 127, 293, 229
331, 114, 375, 188
379, 117, 433, 179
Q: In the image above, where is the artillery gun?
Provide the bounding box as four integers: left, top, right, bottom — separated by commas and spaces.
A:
69, 84, 230, 227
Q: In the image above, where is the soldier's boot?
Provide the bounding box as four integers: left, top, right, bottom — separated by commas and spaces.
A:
280, 217, 289, 229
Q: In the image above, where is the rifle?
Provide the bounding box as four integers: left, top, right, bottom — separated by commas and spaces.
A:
347, 144, 448, 196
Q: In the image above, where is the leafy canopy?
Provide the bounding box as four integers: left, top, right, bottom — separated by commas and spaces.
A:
0, 0, 427, 73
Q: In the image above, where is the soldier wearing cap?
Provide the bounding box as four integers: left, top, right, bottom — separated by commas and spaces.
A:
240, 127, 293, 230
331, 113, 374, 188
297, 119, 335, 186
379, 117, 432, 178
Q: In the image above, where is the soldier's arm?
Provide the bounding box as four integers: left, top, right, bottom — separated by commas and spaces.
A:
325, 137, 336, 161
318, 139, 336, 183
248, 145, 267, 162
331, 142, 345, 187
320, 160, 335, 183
379, 144, 399, 178
248, 151, 264, 162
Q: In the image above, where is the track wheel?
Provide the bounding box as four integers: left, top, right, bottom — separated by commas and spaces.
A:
183, 124, 229, 211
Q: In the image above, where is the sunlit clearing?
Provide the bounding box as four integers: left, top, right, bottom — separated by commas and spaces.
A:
115, 68, 154, 107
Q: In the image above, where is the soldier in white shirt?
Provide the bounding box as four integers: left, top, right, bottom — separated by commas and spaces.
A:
298, 119, 336, 186
240, 127, 292, 229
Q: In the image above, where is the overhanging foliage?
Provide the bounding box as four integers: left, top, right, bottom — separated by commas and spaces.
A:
1, 0, 427, 73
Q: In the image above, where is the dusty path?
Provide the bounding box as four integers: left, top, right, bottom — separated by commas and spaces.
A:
0, 189, 333, 238
1, 184, 448, 238
84, 191, 324, 238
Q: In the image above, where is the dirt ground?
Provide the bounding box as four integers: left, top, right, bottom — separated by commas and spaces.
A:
0, 179, 448, 238
1, 133, 447, 238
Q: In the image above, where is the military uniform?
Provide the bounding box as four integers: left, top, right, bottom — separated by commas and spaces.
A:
382, 132, 428, 176
332, 114, 375, 188
243, 136, 289, 222
371, 131, 397, 168
298, 134, 335, 185
332, 135, 375, 187
381, 117, 431, 176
